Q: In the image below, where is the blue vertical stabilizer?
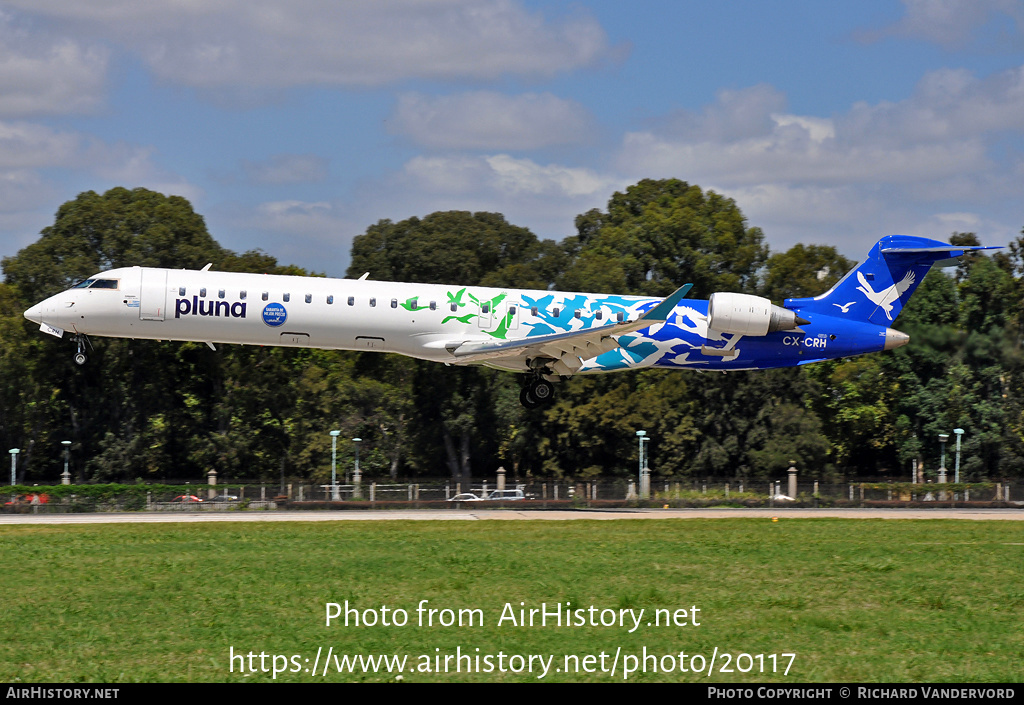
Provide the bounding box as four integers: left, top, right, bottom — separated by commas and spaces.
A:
783, 235, 998, 326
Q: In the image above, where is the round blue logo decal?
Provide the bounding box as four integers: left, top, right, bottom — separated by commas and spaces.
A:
262, 303, 287, 327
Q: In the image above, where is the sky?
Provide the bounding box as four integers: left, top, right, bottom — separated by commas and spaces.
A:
1, 0, 1023, 278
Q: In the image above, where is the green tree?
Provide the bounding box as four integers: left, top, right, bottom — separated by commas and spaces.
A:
559, 179, 768, 297
759, 244, 853, 303
3, 187, 224, 303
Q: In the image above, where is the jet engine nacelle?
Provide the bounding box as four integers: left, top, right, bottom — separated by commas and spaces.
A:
707, 292, 804, 336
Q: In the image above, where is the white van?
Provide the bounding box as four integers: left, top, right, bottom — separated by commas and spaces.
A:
486, 489, 525, 501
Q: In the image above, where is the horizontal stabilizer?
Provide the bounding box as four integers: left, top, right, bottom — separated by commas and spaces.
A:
880, 245, 1001, 254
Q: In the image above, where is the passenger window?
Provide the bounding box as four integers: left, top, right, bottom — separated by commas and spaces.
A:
553, 307, 560, 317
200, 288, 207, 298
240, 291, 247, 300
429, 301, 436, 311
218, 289, 225, 299
410, 297, 418, 310
179, 287, 186, 296
327, 295, 334, 304
531, 306, 538, 316
509, 305, 517, 317
262, 292, 268, 301
596, 310, 603, 320
482, 303, 490, 314
369, 298, 376, 307
450, 303, 458, 312
283, 293, 290, 302
305, 294, 311, 303
348, 297, 354, 306
574, 310, 581, 319
391, 299, 398, 309
617, 311, 625, 322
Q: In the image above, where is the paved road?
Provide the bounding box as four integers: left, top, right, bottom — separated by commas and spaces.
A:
1, 507, 1022, 525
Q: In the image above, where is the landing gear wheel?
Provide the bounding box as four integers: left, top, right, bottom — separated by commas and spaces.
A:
519, 378, 555, 409
520, 387, 539, 409
532, 379, 554, 403
72, 334, 91, 366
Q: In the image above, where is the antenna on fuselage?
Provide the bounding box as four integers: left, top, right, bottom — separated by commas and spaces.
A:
358, 272, 369, 281
200, 263, 212, 271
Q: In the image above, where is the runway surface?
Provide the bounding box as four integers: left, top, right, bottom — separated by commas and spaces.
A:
1, 507, 1022, 524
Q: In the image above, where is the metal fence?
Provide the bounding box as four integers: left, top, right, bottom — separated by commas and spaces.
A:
2, 478, 1020, 513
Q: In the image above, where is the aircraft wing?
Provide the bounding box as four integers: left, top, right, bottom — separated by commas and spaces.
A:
444, 283, 692, 370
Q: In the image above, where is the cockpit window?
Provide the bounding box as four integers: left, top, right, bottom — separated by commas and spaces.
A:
89, 279, 119, 289
73, 279, 95, 289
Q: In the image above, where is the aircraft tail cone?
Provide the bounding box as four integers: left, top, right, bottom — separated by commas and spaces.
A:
795, 315, 810, 326
883, 328, 910, 351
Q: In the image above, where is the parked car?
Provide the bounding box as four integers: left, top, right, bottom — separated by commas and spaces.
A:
171, 494, 204, 503
4, 493, 49, 506
210, 494, 239, 502
447, 492, 482, 502
485, 489, 525, 501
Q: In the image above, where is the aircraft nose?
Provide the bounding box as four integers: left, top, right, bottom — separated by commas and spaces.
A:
24, 302, 44, 324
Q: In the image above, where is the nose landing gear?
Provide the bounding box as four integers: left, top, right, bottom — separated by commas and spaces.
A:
72, 334, 92, 365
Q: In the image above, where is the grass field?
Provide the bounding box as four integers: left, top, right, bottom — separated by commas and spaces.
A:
1, 518, 1021, 683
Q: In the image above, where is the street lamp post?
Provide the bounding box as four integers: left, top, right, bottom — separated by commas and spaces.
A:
953, 428, 964, 484
61, 441, 71, 485
9, 448, 19, 486
329, 430, 341, 500
352, 438, 362, 499
937, 433, 949, 485
635, 431, 650, 499
635, 430, 645, 484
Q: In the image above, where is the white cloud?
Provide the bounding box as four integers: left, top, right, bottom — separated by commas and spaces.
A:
402, 154, 615, 199
241, 154, 329, 185
0, 12, 108, 117
9, 0, 613, 90
0, 121, 81, 169
621, 129, 989, 187
617, 67, 1024, 190
653, 84, 787, 142
0, 119, 202, 234
616, 69, 1024, 258
0, 169, 55, 212
209, 199, 358, 274
723, 184, 873, 228
250, 200, 349, 245
842, 66, 1024, 144
856, 0, 1024, 50
257, 200, 332, 220
391, 91, 593, 150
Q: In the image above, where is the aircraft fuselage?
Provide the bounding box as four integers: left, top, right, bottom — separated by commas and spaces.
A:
23, 264, 897, 374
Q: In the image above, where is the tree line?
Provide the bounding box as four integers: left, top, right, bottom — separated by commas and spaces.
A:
2, 181, 1022, 486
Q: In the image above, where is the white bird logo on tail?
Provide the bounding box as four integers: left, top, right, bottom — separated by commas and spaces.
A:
832, 301, 856, 313
856, 270, 915, 321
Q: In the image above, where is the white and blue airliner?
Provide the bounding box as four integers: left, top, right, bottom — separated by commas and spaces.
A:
24, 235, 995, 408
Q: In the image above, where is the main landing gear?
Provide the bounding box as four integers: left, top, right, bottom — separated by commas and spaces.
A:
520, 377, 555, 409
73, 334, 92, 366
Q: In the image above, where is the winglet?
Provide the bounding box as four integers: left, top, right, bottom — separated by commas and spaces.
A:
637, 283, 693, 322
